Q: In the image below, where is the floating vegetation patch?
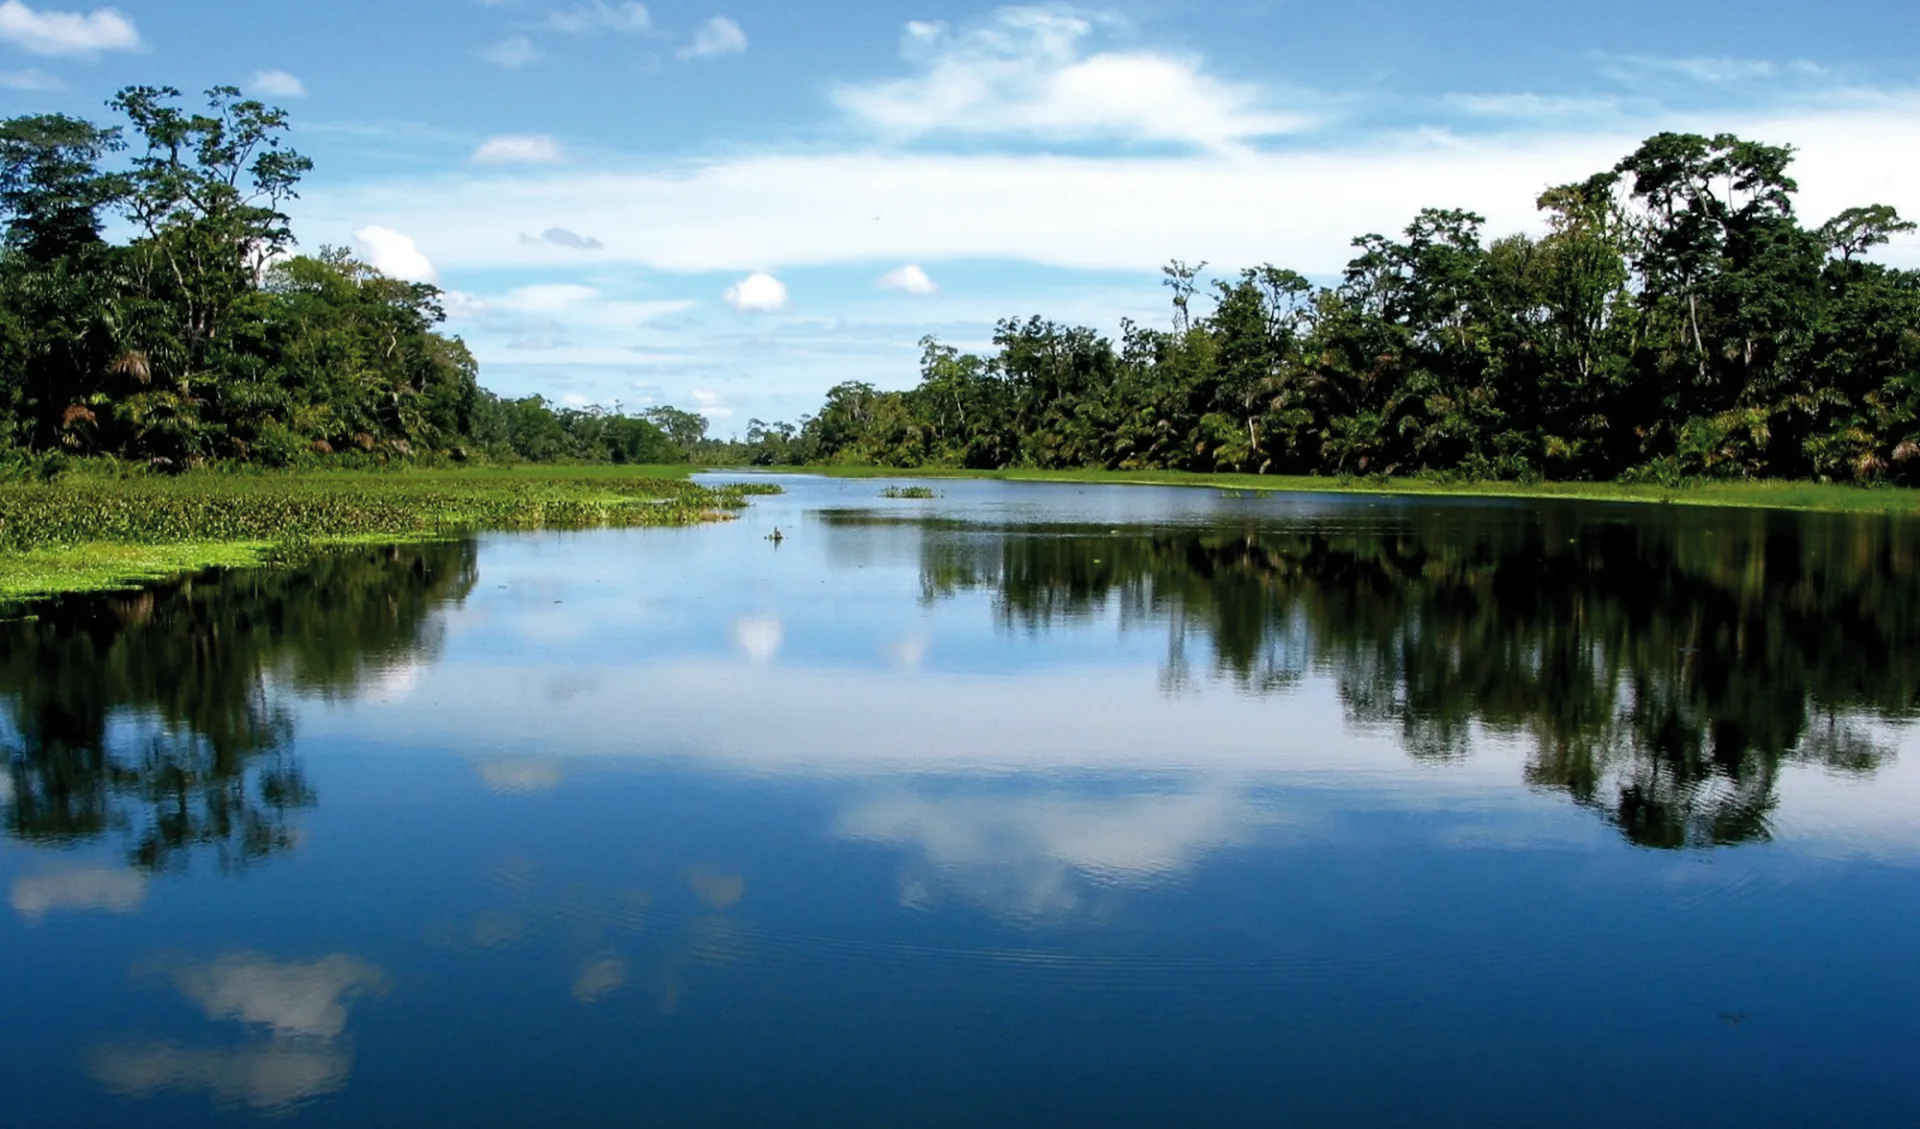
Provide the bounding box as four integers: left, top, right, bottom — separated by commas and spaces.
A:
881, 485, 938, 499
0, 470, 778, 604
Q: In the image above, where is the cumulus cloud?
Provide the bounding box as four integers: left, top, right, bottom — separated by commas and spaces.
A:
721, 271, 787, 312
520, 226, 605, 250
832, 6, 1312, 152
11, 868, 147, 922
549, 1, 650, 33
0, 0, 139, 57
472, 134, 565, 164
352, 225, 438, 283
88, 1041, 352, 1112
247, 69, 305, 98
677, 15, 745, 61
730, 615, 783, 663
481, 35, 540, 68
879, 263, 938, 295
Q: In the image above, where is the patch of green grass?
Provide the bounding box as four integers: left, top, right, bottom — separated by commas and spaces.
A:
881, 485, 939, 499
0, 466, 779, 605
769, 465, 1920, 516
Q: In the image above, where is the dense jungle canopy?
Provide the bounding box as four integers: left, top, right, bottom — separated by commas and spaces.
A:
747, 136, 1920, 484
4, 87, 1916, 481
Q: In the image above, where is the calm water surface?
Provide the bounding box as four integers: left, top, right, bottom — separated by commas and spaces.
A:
4, 475, 1920, 1128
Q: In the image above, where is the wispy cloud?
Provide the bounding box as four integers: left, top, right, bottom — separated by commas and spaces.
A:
678, 15, 745, 61
0, 0, 139, 57
471, 134, 565, 164
548, 1, 650, 34
481, 35, 540, 68
519, 226, 605, 250
0, 66, 59, 89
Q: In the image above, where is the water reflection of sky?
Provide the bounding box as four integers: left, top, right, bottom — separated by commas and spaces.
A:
3, 475, 1919, 1127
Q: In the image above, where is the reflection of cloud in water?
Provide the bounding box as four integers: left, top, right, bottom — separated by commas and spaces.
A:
837, 789, 1266, 919
11, 868, 148, 922
476, 758, 565, 794
886, 634, 931, 671
571, 955, 628, 1004
88, 1040, 351, 1111
730, 616, 783, 663
164, 954, 389, 1040
358, 659, 422, 702
686, 867, 745, 910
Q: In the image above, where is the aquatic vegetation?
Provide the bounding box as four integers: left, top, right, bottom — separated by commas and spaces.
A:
0, 470, 778, 603
881, 485, 938, 499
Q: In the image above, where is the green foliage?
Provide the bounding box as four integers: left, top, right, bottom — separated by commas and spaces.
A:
0, 470, 774, 603
0, 90, 714, 468
744, 131, 1919, 487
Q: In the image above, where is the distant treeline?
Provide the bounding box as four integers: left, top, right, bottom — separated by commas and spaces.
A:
745, 132, 1920, 485
0, 87, 716, 471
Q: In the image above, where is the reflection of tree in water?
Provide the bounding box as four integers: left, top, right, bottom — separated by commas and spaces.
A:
1, 541, 477, 869
890, 506, 1920, 849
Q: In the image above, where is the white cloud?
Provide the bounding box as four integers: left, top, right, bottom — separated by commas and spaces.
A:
1598, 53, 1826, 87
11, 868, 147, 922
722, 271, 788, 312
832, 6, 1312, 152
689, 388, 733, 418
879, 263, 938, 295
247, 69, 306, 98
0, 67, 59, 89
482, 35, 540, 68
549, 1, 650, 33
305, 96, 1920, 279
472, 134, 565, 164
352, 225, 438, 283
730, 615, 783, 663
0, 1, 139, 57
165, 953, 389, 1040
678, 15, 745, 61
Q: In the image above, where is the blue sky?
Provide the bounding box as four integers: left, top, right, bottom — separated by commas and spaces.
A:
3, 0, 1918, 431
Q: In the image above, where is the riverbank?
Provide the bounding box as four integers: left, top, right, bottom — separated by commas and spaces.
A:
0, 466, 767, 606
771, 465, 1920, 516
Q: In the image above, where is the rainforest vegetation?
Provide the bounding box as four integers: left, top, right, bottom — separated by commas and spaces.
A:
5, 87, 1917, 487
746, 134, 1920, 486
0, 86, 719, 471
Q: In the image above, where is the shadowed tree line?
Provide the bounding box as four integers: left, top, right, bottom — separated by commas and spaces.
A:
0, 88, 712, 469
872, 503, 1917, 848
0, 540, 476, 869
752, 133, 1920, 486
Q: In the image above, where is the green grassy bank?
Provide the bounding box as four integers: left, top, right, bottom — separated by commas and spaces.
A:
0, 466, 769, 606
780, 465, 1920, 516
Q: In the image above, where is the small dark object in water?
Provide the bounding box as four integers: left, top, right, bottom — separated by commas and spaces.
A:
767, 527, 785, 543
